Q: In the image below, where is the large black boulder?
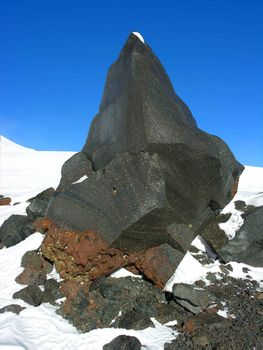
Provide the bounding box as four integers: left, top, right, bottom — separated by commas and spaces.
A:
219, 206, 263, 267
44, 33, 243, 282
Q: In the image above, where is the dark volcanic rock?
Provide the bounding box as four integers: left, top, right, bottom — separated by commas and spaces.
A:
58, 276, 188, 332
103, 335, 141, 350
26, 187, 55, 220
42, 33, 243, 287
57, 152, 93, 192
0, 215, 34, 248
13, 285, 43, 306
200, 213, 231, 251
172, 284, 211, 314
0, 304, 25, 315
220, 206, 263, 266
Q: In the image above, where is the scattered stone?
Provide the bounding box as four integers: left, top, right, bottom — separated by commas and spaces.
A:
103, 335, 141, 350
15, 267, 46, 286
194, 280, 206, 288
58, 276, 188, 332
13, 285, 43, 306
220, 206, 263, 267
0, 304, 25, 315
183, 312, 231, 332
234, 200, 247, 211
0, 214, 34, 248
42, 279, 63, 304
0, 197, 11, 206
225, 264, 233, 271
172, 283, 211, 314
242, 267, 250, 273
192, 334, 209, 346
21, 250, 43, 269
115, 309, 154, 330
219, 265, 230, 275
26, 187, 55, 220
206, 272, 218, 283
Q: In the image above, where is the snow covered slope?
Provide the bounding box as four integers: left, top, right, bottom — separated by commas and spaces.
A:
0, 136, 262, 349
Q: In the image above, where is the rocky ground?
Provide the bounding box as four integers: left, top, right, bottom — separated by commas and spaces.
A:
165, 275, 263, 349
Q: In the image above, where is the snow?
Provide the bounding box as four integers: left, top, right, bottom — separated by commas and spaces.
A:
0, 137, 176, 349
110, 268, 142, 278
72, 175, 88, 184
132, 32, 145, 44
0, 137, 263, 349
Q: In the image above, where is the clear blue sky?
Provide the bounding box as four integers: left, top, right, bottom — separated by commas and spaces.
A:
1, 0, 262, 166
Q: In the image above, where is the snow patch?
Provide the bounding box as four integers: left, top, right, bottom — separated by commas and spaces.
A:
132, 32, 145, 44
72, 175, 88, 184
111, 268, 142, 278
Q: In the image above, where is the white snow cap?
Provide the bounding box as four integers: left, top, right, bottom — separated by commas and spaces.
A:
132, 32, 145, 44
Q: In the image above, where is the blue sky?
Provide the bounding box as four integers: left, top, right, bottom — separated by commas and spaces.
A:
0, 0, 262, 166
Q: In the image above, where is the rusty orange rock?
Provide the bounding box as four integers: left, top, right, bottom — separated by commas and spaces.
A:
0, 197, 11, 206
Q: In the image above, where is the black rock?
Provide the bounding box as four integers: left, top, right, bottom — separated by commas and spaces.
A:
219, 206, 263, 267
26, 187, 55, 220
0, 304, 25, 315
45, 33, 243, 284
116, 309, 154, 330
13, 285, 43, 306
57, 152, 93, 192
103, 335, 141, 350
42, 279, 63, 304
234, 200, 247, 211
0, 215, 34, 248
200, 213, 231, 251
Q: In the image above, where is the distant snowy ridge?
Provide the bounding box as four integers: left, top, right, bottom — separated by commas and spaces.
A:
0, 135, 36, 153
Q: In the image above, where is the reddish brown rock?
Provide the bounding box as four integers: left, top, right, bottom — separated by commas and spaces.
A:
0, 197, 11, 206
15, 267, 46, 286
39, 218, 181, 288
136, 244, 184, 289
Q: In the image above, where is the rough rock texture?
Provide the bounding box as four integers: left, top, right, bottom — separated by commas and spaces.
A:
0, 215, 34, 248
165, 277, 263, 350
200, 213, 231, 251
40, 218, 182, 288
103, 335, 141, 350
56, 152, 93, 192
172, 284, 212, 314
13, 285, 43, 306
42, 33, 243, 288
219, 206, 263, 266
26, 187, 55, 220
0, 304, 25, 315
57, 276, 189, 332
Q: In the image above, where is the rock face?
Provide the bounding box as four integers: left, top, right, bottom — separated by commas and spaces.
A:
42, 33, 243, 288
219, 206, 263, 267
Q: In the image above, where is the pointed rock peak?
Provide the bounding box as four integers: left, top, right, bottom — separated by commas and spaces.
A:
131, 31, 145, 44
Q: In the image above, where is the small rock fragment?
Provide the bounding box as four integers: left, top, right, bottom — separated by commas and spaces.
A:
103, 335, 141, 350
13, 285, 43, 306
